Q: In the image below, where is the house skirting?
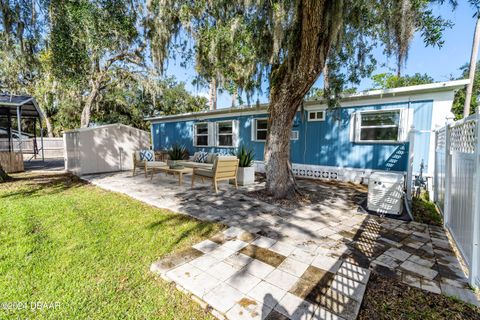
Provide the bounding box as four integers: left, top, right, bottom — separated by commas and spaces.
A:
253, 161, 405, 185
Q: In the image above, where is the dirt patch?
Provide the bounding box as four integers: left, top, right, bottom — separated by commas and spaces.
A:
239, 244, 286, 267
358, 273, 480, 320
246, 176, 367, 210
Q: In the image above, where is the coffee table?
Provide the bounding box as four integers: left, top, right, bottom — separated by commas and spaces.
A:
151, 166, 193, 186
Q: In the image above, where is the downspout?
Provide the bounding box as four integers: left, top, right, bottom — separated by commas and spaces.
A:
405, 99, 415, 221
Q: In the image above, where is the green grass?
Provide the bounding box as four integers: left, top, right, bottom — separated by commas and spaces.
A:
0, 172, 222, 319
412, 192, 443, 226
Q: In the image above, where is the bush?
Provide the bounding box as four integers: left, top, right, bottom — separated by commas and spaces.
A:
167, 144, 189, 160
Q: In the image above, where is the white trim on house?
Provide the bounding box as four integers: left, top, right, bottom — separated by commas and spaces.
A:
146, 80, 468, 123
193, 122, 210, 147
253, 161, 405, 184
350, 108, 413, 143
251, 118, 268, 142
215, 120, 238, 148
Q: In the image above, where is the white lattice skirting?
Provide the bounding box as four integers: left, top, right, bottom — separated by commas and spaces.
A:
253, 161, 405, 184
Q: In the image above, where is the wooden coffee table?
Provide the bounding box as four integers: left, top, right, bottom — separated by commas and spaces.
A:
151, 166, 193, 186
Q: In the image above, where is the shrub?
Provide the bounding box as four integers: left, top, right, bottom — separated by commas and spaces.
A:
167, 144, 188, 160
235, 145, 255, 167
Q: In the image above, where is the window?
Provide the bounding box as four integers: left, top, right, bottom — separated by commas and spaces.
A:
217, 121, 234, 147
351, 109, 412, 143
359, 110, 400, 141
252, 118, 298, 142
194, 123, 209, 146
308, 110, 325, 121
253, 118, 268, 141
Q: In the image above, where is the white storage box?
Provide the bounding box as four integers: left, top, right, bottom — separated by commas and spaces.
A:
368, 172, 404, 215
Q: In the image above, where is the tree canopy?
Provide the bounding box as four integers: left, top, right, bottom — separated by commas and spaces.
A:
452, 62, 480, 119
0, 0, 208, 136
371, 72, 435, 89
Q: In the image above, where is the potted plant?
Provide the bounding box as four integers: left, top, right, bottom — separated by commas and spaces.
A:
235, 145, 255, 185
167, 144, 188, 169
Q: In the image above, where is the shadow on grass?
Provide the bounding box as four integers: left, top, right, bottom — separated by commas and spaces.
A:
147, 213, 225, 254
0, 173, 86, 199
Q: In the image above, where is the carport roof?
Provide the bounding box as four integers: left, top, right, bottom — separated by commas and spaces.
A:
0, 94, 43, 119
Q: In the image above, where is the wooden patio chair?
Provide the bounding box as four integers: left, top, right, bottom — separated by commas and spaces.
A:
133, 150, 166, 177
191, 156, 239, 193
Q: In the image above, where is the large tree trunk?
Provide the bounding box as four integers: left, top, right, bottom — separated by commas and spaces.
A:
264, 0, 344, 199
45, 116, 54, 137
265, 91, 303, 197
209, 78, 217, 111
80, 79, 102, 128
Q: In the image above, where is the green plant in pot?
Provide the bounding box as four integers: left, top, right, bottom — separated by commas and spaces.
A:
167, 144, 188, 169
234, 145, 255, 185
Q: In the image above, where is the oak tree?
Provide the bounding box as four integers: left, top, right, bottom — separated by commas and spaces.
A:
147, 0, 457, 198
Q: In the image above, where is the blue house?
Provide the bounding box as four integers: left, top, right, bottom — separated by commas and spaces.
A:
146, 80, 468, 183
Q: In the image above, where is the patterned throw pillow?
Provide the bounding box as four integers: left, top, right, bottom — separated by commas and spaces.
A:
194, 151, 208, 163
192, 152, 201, 162
139, 150, 154, 162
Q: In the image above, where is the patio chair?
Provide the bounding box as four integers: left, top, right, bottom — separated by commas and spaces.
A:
191, 156, 239, 193
133, 150, 166, 177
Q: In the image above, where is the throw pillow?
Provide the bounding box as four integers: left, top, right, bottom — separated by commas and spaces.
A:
206, 153, 218, 164
192, 152, 200, 162
139, 150, 154, 161
195, 151, 208, 163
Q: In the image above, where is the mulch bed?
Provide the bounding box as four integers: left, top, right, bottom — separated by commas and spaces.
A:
358, 273, 480, 320
412, 196, 443, 226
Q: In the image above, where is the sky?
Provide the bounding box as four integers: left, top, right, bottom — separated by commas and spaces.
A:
164, 2, 478, 109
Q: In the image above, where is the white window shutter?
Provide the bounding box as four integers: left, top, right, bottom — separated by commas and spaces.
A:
192, 124, 197, 147
232, 120, 240, 147
208, 122, 216, 146
251, 118, 256, 142
349, 112, 357, 142
399, 108, 414, 142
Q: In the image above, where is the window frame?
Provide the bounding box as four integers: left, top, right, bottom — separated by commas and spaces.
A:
193, 122, 210, 147
307, 109, 326, 122
216, 120, 235, 147
355, 109, 402, 143
252, 118, 269, 142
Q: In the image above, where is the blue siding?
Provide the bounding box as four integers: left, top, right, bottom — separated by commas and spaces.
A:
152, 100, 433, 173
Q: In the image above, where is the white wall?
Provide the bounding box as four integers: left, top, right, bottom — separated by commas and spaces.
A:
64, 124, 150, 175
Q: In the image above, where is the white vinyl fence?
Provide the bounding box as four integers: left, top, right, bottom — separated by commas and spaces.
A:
434, 111, 480, 287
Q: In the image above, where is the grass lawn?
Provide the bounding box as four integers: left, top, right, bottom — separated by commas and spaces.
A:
0, 172, 222, 319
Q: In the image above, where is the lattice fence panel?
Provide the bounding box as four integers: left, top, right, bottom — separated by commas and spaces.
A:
450, 119, 477, 154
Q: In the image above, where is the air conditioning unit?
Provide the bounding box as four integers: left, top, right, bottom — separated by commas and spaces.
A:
368, 172, 404, 215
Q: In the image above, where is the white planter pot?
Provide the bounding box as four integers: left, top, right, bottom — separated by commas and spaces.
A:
237, 166, 255, 186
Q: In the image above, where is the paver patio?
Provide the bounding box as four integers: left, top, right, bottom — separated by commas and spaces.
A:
84, 171, 479, 319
